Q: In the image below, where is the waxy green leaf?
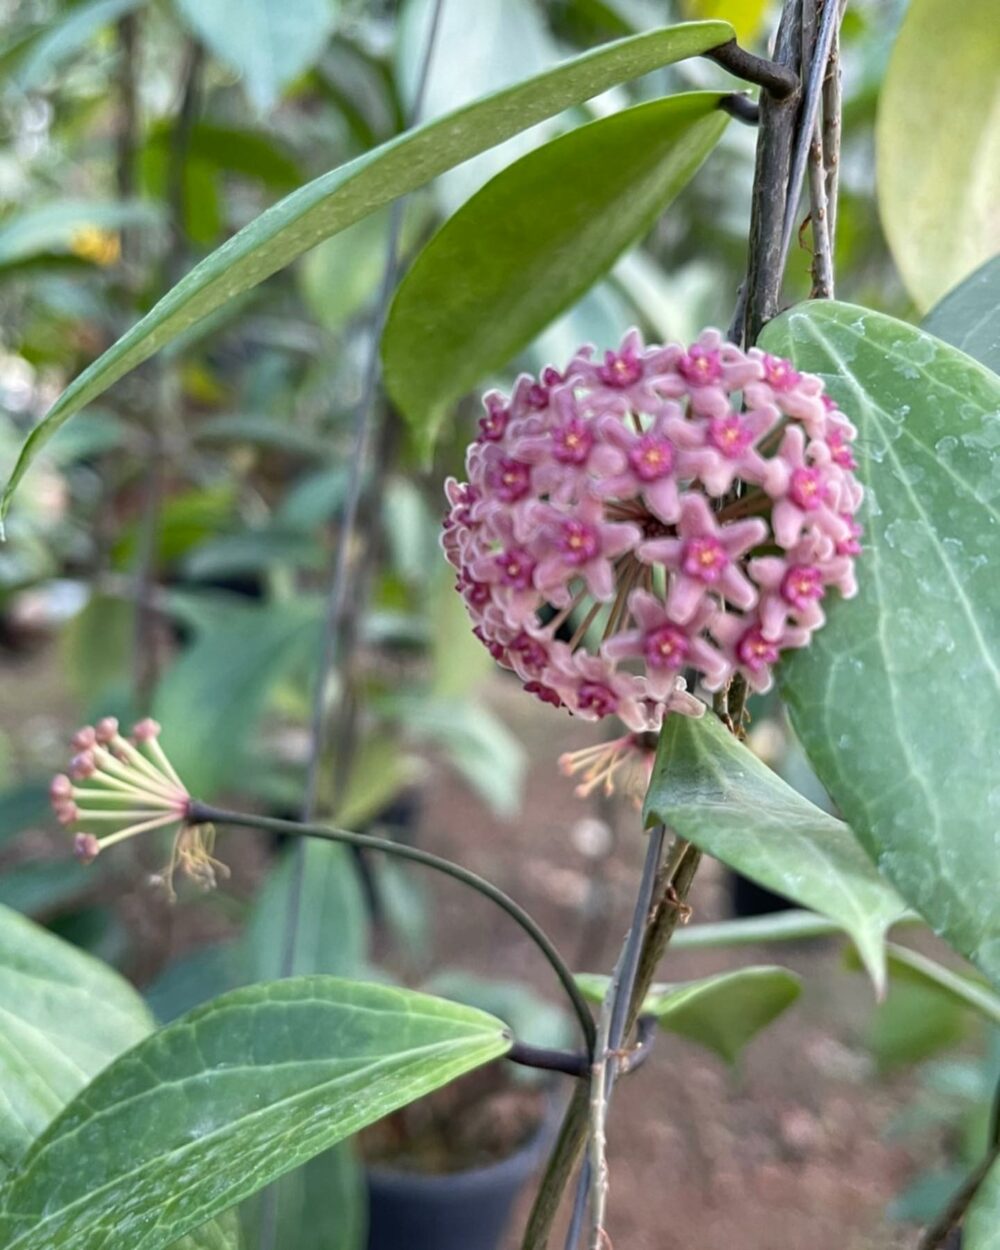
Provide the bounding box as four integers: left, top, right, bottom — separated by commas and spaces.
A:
577, 965, 801, 1063
382, 93, 729, 445
643, 712, 906, 991
0, 905, 151, 1178
922, 252, 1000, 375
876, 0, 1000, 310
0, 19, 732, 520
0, 977, 511, 1250
0, 908, 236, 1249
760, 302, 1000, 987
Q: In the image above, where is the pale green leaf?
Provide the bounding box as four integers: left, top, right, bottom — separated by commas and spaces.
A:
922, 252, 1000, 374
383, 93, 728, 443
396, 0, 562, 213
0, 200, 161, 268
0, 904, 151, 1178
966, 1156, 1000, 1250
14, 0, 145, 91
172, 0, 335, 112
153, 600, 320, 798
0, 978, 511, 1250
245, 843, 369, 982
760, 301, 1000, 987
577, 965, 802, 1063
0, 19, 733, 519
876, 0, 1000, 310
643, 711, 906, 992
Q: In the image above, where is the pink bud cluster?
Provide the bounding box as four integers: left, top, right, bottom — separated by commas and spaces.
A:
52, 717, 225, 895
443, 328, 862, 732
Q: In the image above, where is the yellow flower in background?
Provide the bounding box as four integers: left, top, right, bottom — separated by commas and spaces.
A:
69, 225, 121, 266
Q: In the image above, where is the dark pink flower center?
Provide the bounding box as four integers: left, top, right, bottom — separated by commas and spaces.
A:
473, 626, 507, 662
526, 383, 550, 409
487, 457, 531, 502
479, 398, 509, 441
762, 353, 801, 391
510, 631, 548, 674
525, 680, 563, 708
737, 629, 780, 671
836, 515, 863, 556
644, 625, 690, 670
496, 547, 535, 589
781, 565, 825, 609
826, 429, 857, 470
708, 415, 753, 458
628, 434, 674, 480
461, 576, 491, 608
678, 347, 721, 385
558, 520, 600, 565
598, 349, 643, 388
682, 536, 729, 582
551, 417, 594, 464
789, 467, 828, 511
578, 682, 618, 716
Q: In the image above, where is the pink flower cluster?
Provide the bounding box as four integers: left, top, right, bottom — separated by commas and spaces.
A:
51, 717, 225, 895
443, 328, 862, 733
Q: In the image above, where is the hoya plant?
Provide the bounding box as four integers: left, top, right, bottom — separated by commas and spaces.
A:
0, 1, 998, 1248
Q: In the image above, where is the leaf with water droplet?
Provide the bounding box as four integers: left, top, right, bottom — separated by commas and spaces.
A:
761, 301, 1000, 988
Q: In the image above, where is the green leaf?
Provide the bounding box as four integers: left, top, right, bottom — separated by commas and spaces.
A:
866, 973, 968, 1071
245, 843, 369, 981
922, 252, 1000, 375
153, 600, 320, 797
172, 0, 336, 112
876, 0, 1000, 310
0, 19, 732, 520
759, 301, 1000, 987
241, 1146, 363, 1250
0, 978, 512, 1250
0, 904, 151, 1178
13, 0, 145, 91
0, 200, 161, 269
643, 712, 906, 992
846, 943, 1000, 1030
382, 93, 728, 445
967, 1155, 1000, 1250
60, 593, 133, 708
173, 1211, 242, 1250
577, 965, 801, 1063
395, 0, 563, 214
669, 909, 868, 950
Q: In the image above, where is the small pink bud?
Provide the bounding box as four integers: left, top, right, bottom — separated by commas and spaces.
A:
55, 801, 79, 826
132, 717, 162, 742
95, 717, 120, 744
73, 833, 101, 864
50, 774, 73, 801
70, 751, 96, 780
71, 725, 97, 751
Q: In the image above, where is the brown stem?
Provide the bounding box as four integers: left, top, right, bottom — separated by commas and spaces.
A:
519, 839, 702, 1249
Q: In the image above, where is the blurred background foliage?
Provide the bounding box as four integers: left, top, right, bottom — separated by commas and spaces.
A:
0, 0, 996, 1244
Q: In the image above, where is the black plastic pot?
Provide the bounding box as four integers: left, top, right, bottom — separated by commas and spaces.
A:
365, 1109, 553, 1250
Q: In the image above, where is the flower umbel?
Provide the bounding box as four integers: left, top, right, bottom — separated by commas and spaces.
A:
52, 717, 226, 898
444, 328, 863, 726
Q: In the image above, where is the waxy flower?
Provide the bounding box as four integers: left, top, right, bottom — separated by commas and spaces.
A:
443, 328, 863, 736
52, 717, 226, 897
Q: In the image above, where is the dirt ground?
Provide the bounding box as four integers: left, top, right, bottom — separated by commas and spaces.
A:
0, 643, 953, 1250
